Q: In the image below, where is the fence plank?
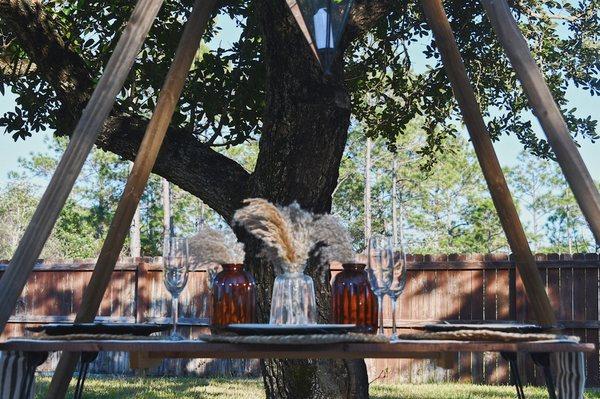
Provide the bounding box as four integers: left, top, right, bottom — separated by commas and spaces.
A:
435, 268, 449, 382
495, 269, 510, 383
471, 270, 484, 384
458, 269, 472, 382
585, 267, 599, 386
483, 269, 497, 383
422, 269, 438, 382
446, 269, 461, 381
547, 267, 560, 314
560, 266, 574, 324
410, 270, 422, 382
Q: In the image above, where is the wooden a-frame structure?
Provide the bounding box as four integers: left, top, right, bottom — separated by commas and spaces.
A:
0, 0, 598, 397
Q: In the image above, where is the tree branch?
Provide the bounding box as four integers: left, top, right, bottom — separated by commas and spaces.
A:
1, 0, 250, 219
92, 116, 250, 220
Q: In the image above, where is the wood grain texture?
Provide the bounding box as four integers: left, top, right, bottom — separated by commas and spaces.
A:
419, 0, 556, 326
0, 339, 594, 357
480, 0, 600, 246
0, 0, 165, 334
46, 0, 217, 397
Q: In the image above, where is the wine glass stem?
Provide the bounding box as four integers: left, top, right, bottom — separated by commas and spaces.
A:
172, 296, 179, 336
391, 296, 398, 340
378, 295, 384, 335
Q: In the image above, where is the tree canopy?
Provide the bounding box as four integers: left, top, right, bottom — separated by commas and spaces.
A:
1, 0, 598, 199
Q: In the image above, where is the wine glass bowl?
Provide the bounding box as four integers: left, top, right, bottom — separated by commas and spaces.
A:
366, 234, 394, 335
164, 262, 189, 297
163, 236, 190, 340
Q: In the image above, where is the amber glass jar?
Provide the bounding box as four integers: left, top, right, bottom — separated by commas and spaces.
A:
332, 263, 378, 333
211, 264, 256, 327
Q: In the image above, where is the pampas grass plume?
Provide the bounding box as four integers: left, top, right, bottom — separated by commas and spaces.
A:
233, 198, 297, 264
234, 199, 356, 272
188, 226, 243, 265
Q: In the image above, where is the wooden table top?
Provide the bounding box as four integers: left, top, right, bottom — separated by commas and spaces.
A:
0, 338, 594, 360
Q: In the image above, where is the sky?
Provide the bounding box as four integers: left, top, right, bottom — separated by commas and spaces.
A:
0, 13, 598, 185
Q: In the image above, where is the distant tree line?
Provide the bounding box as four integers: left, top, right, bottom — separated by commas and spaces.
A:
0, 137, 223, 259
0, 129, 596, 260
335, 124, 596, 255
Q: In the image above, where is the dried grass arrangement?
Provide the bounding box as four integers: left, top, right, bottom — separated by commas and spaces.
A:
188, 226, 244, 265
233, 198, 355, 274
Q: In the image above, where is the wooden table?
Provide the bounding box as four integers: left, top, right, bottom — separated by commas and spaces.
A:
0, 338, 594, 358
0, 338, 594, 399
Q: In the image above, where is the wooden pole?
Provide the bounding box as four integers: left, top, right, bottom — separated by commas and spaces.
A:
480, 0, 600, 246
46, 0, 216, 396
0, 0, 165, 333
420, 0, 557, 325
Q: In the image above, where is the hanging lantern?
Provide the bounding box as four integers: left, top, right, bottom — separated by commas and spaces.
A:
286, 0, 355, 74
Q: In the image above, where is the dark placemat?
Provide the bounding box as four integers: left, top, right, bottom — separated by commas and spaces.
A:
224, 324, 358, 336
395, 329, 577, 342
26, 323, 171, 336
422, 322, 550, 334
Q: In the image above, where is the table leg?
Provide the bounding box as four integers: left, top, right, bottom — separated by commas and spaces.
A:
0, 351, 48, 399
501, 352, 526, 399
73, 352, 98, 399
550, 352, 585, 399
531, 353, 557, 399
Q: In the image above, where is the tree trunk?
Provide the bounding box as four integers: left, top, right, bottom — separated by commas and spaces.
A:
197, 199, 205, 229
130, 163, 142, 257
399, 193, 406, 252
130, 206, 142, 257
162, 178, 172, 238
234, 2, 369, 398
364, 138, 372, 247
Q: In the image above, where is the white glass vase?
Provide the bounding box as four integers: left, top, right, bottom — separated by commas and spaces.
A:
269, 271, 317, 325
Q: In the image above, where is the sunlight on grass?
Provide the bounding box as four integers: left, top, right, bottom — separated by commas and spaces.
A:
34, 377, 600, 399
371, 383, 600, 399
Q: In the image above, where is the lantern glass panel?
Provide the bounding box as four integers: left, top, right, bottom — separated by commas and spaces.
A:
296, 0, 354, 72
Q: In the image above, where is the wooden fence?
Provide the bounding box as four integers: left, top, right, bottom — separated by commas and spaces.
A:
0, 253, 598, 386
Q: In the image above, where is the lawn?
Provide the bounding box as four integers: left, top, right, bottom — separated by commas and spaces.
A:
34, 377, 600, 398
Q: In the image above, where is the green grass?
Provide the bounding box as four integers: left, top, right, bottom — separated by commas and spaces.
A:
35, 377, 263, 399
34, 377, 600, 399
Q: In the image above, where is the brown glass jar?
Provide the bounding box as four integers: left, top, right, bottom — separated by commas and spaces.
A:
211, 263, 256, 327
332, 263, 378, 333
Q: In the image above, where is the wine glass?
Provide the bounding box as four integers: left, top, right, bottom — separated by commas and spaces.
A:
163, 236, 189, 340
366, 234, 393, 335
388, 243, 408, 341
